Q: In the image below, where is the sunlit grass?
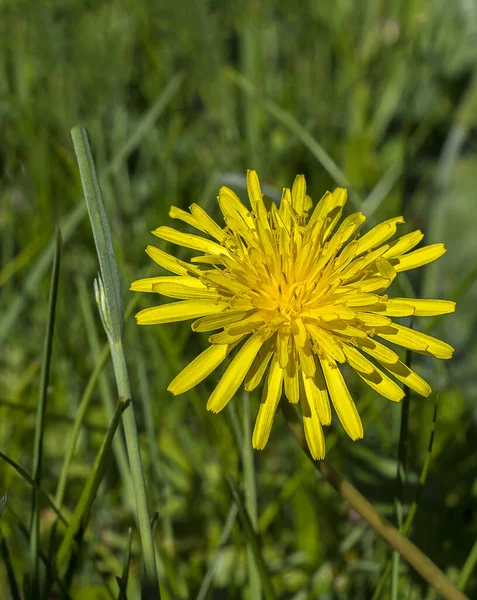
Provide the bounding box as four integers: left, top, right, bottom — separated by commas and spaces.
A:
1, 1, 477, 598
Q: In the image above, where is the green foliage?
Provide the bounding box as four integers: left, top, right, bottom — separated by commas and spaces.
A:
1, 0, 477, 598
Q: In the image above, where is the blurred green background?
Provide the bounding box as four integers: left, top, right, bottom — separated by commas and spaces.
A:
1, 0, 477, 598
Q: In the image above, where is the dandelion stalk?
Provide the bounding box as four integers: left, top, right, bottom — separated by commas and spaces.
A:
282, 402, 468, 600
71, 126, 160, 596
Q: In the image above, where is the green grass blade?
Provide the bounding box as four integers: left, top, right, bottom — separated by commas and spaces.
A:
77, 277, 135, 510
0, 452, 67, 526
110, 72, 185, 173
225, 68, 361, 208
242, 392, 261, 600
72, 126, 123, 343
391, 350, 412, 600
72, 127, 160, 596
0, 203, 83, 344
373, 397, 439, 600
1, 529, 21, 600
195, 503, 238, 600
116, 528, 133, 600
29, 225, 61, 598
0, 494, 6, 518
56, 398, 128, 575
227, 476, 276, 600
54, 342, 110, 509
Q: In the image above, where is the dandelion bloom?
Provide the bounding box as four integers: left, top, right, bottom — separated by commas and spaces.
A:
131, 171, 455, 459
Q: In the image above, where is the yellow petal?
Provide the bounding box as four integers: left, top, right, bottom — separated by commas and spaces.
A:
152, 226, 228, 256
277, 331, 290, 368
297, 340, 316, 377
357, 362, 405, 402
208, 330, 246, 344
192, 311, 251, 332
252, 355, 284, 450
354, 338, 400, 364
300, 387, 325, 460
291, 174, 306, 215
207, 332, 267, 413
284, 357, 300, 404
245, 337, 276, 391
387, 298, 456, 317
355, 312, 392, 327
168, 343, 234, 395
130, 276, 171, 292
292, 317, 308, 347
376, 323, 454, 358
306, 322, 346, 363
342, 345, 374, 374
190, 203, 227, 242
390, 244, 446, 272
380, 360, 431, 397
354, 217, 404, 256
301, 366, 331, 426
169, 206, 202, 230
383, 230, 424, 259
152, 277, 218, 299
218, 186, 255, 233
136, 300, 228, 325
145, 245, 200, 276
321, 359, 363, 440
246, 170, 269, 229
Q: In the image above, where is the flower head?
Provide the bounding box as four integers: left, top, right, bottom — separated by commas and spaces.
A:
131, 171, 455, 459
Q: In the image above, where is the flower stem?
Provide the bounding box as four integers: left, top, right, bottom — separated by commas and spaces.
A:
282, 402, 469, 600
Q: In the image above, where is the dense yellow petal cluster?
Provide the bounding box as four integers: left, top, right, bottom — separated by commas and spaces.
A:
131, 171, 455, 459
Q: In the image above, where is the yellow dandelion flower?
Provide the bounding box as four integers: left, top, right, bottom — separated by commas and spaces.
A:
131, 171, 455, 459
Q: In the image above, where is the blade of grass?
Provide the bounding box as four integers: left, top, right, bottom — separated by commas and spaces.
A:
110, 72, 184, 173
195, 503, 238, 600
56, 398, 129, 575
372, 397, 440, 600
0, 494, 6, 518
242, 392, 261, 600
282, 401, 468, 600
0, 452, 67, 526
135, 341, 174, 552
225, 67, 361, 208
116, 528, 133, 600
54, 342, 110, 509
76, 276, 133, 510
0, 531, 22, 600
391, 349, 412, 600
71, 126, 160, 596
0, 76, 183, 345
227, 476, 276, 600
29, 225, 61, 598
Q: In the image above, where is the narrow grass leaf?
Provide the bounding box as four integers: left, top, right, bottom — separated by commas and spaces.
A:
116, 528, 133, 600
1, 532, 21, 600
227, 476, 276, 600
71, 126, 123, 342
29, 225, 61, 597
73, 128, 160, 595
372, 397, 440, 600
242, 392, 262, 600
195, 503, 238, 600
225, 68, 361, 208
391, 349, 412, 600
56, 399, 128, 575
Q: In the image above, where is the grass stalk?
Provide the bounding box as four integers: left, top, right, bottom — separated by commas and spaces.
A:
71, 126, 160, 596
29, 226, 61, 598
282, 402, 469, 600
